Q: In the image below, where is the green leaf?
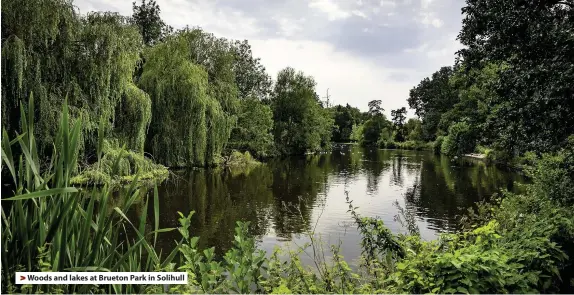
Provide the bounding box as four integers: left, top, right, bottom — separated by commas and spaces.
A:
3, 187, 77, 201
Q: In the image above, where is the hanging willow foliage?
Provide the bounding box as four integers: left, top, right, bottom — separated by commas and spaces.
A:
113, 83, 152, 152
178, 28, 240, 116
1, 0, 78, 148
138, 31, 237, 167
1, 0, 145, 161
139, 35, 206, 167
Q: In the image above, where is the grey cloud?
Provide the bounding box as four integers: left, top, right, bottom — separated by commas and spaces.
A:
79, 0, 465, 73
211, 0, 464, 71
323, 17, 423, 57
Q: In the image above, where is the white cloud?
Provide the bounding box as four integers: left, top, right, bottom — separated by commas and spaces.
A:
308, 0, 351, 21
75, 0, 261, 40
272, 16, 305, 37
380, 0, 397, 7
249, 38, 415, 114
352, 10, 368, 19
421, 0, 434, 10
418, 12, 443, 28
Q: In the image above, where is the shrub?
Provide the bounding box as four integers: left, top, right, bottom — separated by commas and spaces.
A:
441, 121, 477, 157
433, 135, 445, 154
70, 140, 169, 187
524, 137, 574, 206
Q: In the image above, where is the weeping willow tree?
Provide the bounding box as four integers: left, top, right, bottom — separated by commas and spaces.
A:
139, 30, 237, 167
1, 0, 79, 151
182, 28, 239, 146
1, 0, 147, 160
74, 12, 144, 153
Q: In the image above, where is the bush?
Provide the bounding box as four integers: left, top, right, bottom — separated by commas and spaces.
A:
440, 121, 477, 157
224, 150, 261, 167
433, 136, 445, 154
524, 138, 574, 206
70, 140, 169, 187
380, 140, 432, 151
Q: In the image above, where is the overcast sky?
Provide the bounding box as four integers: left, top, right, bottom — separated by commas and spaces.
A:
74, 0, 464, 116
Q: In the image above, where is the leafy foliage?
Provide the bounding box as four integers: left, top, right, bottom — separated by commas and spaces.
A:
228, 97, 274, 158
458, 0, 574, 155
1, 99, 173, 294
404, 118, 423, 142
270, 67, 334, 155
331, 104, 363, 143
391, 107, 407, 142
407, 67, 458, 141
131, 0, 172, 46
70, 140, 168, 187
138, 32, 230, 167
4, 96, 574, 294
1, 1, 144, 159
440, 121, 477, 157
231, 40, 272, 100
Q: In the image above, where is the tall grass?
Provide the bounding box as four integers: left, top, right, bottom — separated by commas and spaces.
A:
1, 96, 179, 294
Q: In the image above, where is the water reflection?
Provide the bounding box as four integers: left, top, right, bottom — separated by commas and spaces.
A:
133, 144, 525, 261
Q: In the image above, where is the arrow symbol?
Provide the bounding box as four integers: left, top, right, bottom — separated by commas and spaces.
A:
20, 276, 26, 281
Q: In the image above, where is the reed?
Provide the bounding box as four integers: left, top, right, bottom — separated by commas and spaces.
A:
1, 95, 179, 294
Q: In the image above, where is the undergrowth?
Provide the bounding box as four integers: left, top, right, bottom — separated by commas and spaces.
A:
71, 140, 168, 187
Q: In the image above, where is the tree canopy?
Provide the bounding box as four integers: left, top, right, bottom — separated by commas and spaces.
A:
270, 67, 334, 155
407, 0, 574, 158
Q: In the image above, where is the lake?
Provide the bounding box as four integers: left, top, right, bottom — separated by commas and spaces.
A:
136, 144, 525, 265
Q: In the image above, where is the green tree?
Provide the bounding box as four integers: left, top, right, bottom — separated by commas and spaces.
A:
228, 97, 274, 158
368, 100, 383, 116
350, 123, 364, 142
138, 32, 231, 167
1, 1, 145, 157
441, 121, 477, 157
407, 67, 459, 141
131, 0, 172, 46
361, 100, 391, 146
391, 107, 407, 142
405, 118, 423, 141
231, 40, 272, 100
332, 104, 363, 142
458, 0, 574, 154
270, 67, 334, 155
440, 63, 501, 148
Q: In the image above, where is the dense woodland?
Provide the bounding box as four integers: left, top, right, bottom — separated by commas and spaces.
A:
1, 0, 335, 178
2, 0, 574, 294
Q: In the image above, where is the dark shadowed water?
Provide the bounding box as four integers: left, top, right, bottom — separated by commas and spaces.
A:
132, 144, 525, 264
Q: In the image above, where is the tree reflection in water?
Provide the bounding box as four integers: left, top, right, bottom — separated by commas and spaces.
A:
128, 144, 525, 261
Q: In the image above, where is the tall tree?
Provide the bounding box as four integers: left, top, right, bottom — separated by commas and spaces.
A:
138, 32, 231, 167
270, 67, 333, 155
131, 0, 172, 46
1, 1, 146, 157
228, 97, 274, 158
458, 0, 574, 154
368, 100, 383, 116
405, 118, 423, 141
361, 100, 391, 146
231, 40, 272, 100
391, 107, 407, 142
332, 104, 362, 142
407, 66, 459, 141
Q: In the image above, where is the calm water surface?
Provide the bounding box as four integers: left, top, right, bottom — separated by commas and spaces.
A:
139, 144, 525, 264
